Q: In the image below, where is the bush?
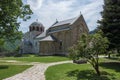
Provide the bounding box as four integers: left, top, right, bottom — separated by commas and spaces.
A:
0, 52, 16, 57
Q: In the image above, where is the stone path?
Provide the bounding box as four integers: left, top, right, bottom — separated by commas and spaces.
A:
3, 61, 72, 80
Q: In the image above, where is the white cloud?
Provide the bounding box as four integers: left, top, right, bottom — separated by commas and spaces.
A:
20, 0, 104, 32
74, 0, 104, 31
37, 0, 76, 28
27, 0, 43, 11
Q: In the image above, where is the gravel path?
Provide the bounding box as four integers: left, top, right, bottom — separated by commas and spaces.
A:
3, 61, 72, 80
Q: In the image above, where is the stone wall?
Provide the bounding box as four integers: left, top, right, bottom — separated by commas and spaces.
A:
51, 30, 72, 55
71, 15, 89, 45
39, 15, 89, 55
39, 41, 58, 55
22, 31, 44, 54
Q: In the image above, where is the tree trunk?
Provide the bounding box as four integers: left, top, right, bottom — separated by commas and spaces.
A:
118, 50, 120, 54
108, 50, 112, 58
108, 52, 111, 58
117, 49, 120, 54
94, 64, 101, 76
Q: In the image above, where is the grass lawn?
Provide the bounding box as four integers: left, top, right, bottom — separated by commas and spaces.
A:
0, 65, 32, 80
0, 56, 69, 63
45, 60, 120, 80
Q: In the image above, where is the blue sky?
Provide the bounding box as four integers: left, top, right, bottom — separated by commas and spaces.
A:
20, 0, 104, 32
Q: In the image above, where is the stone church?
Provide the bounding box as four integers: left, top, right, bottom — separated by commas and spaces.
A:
20, 14, 89, 55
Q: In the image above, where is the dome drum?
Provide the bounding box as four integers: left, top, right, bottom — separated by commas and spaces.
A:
29, 22, 44, 32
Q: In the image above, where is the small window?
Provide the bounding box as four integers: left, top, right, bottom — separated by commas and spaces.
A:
59, 41, 62, 50
33, 26, 35, 30
37, 27, 39, 31
41, 28, 42, 32
80, 27, 83, 31
30, 26, 32, 31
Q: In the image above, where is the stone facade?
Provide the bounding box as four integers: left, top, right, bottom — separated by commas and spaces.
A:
39, 14, 89, 55
21, 14, 89, 55
20, 21, 45, 54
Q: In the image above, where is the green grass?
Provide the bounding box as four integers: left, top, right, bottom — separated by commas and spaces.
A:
45, 62, 120, 80
0, 56, 69, 63
0, 65, 32, 80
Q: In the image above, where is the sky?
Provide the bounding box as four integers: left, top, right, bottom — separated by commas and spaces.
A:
19, 0, 104, 33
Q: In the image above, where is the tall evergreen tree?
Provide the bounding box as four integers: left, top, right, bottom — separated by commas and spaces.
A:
98, 0, 120, 52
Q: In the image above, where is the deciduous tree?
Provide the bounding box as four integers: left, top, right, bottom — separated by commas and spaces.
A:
69, 31, 109, 76
0, 0, 32, 40
0, 0, 32, 54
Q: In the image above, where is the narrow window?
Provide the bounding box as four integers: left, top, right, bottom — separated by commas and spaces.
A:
33, 26, 35, 30
37, 27, 39, 31
30, 26, 32, 31
59, 41, 62, 50
41, 27, 42, 32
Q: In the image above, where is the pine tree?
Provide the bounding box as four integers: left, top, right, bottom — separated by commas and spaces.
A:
98, 0, 120, 53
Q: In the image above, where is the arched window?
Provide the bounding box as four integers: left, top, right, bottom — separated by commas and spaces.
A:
32, 26, 35, 31
59, 40, 62, 50
30, 26, 32, 31
41, 27, 42, 32
37, 26, 39, 31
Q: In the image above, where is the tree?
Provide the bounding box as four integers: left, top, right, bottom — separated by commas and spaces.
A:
68, 31, 109, 76
0, 0, 33, 40
0, 0, 32, 53
0, 39, 5, 52
3, 31, 23, 52
98, 0, 120, 53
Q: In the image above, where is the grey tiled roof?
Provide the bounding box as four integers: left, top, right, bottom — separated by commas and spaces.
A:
36, 31, 46, 38
52, 16, 78, 27
39, 36, 54, 41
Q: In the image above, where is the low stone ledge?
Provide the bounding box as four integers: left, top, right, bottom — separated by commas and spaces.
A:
73, 60, 87, 64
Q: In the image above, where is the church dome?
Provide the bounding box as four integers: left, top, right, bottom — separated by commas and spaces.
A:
30, 22, 44, 27
29, 21, 44, 32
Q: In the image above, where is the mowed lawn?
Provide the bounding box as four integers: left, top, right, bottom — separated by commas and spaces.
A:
0, 65, 32, 80
0, 56, 69, 63
0, 56, 69, 79
45, 59, 120, 80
